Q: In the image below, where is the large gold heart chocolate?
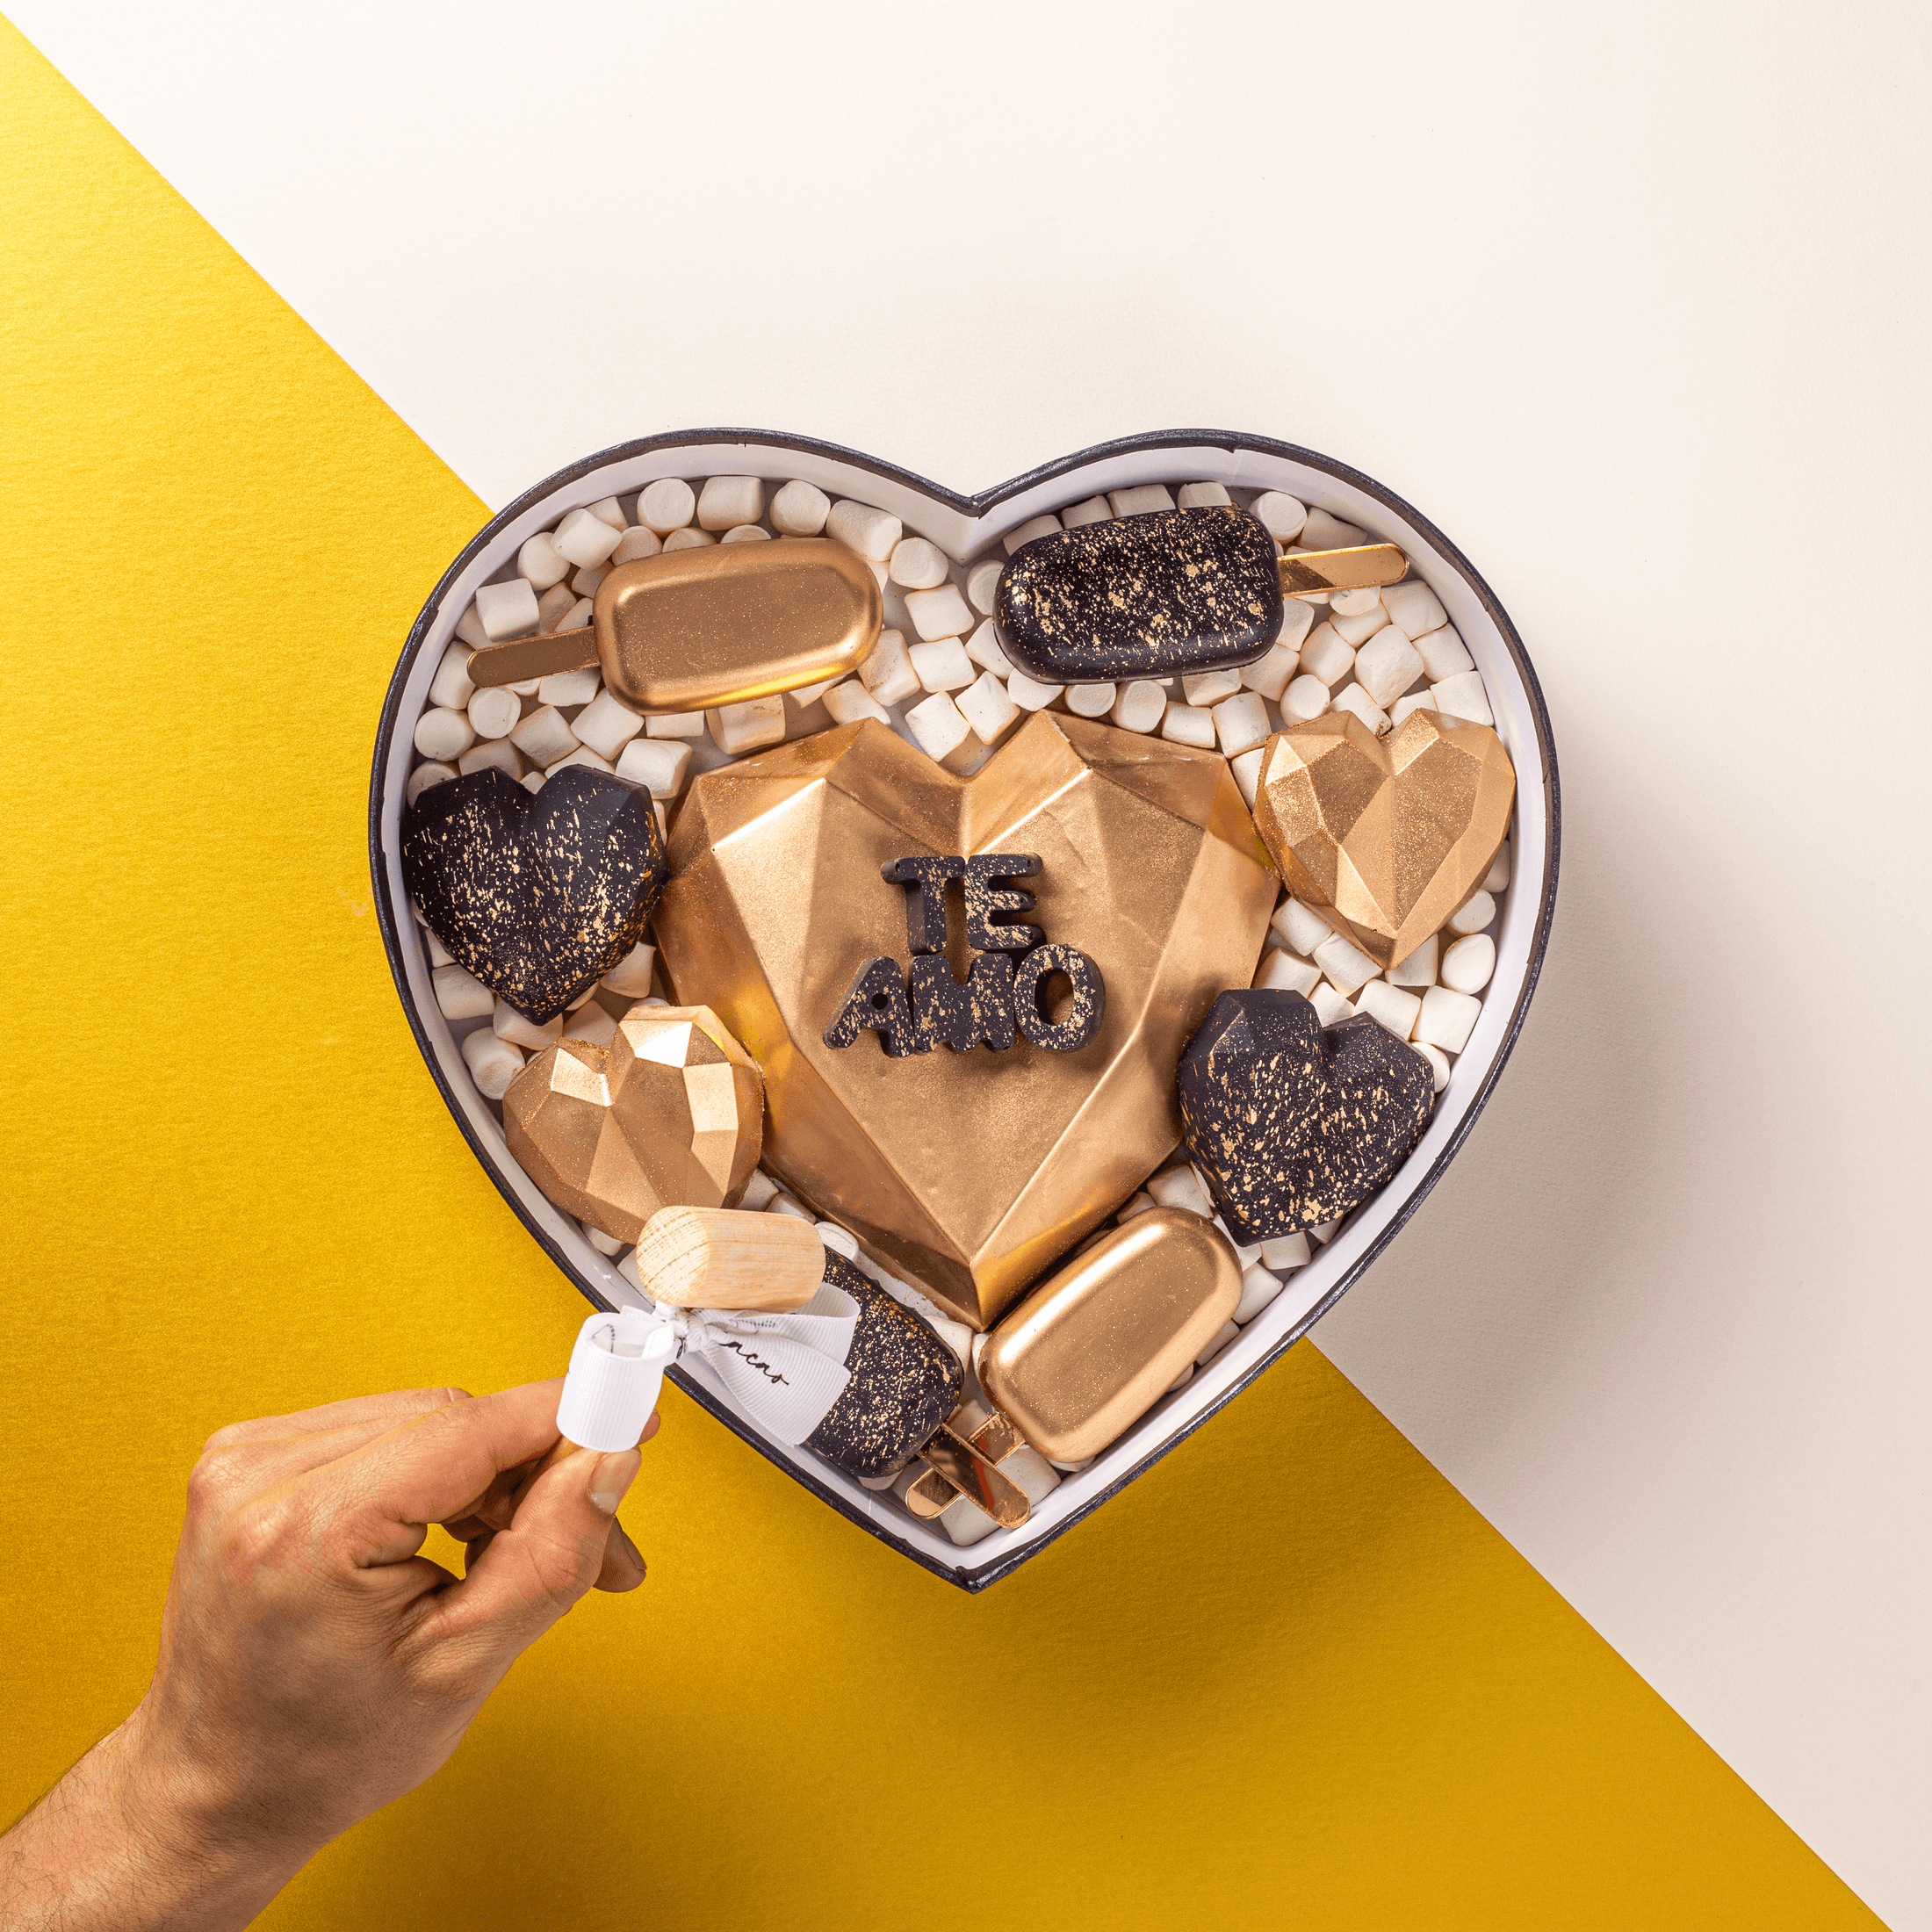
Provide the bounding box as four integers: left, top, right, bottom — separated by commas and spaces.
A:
652, 714, 1276, 1329
1252, 708, 1515, 971
502, 1004, 763, 1243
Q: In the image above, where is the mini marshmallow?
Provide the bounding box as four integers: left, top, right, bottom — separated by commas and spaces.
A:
609, 525, 662, 566
1310, 1217, 1342, 1245
1161, 703, 1216, 748
1382, 581, 1448, 639
786, 675, 841, 709
1178, 480, 1232, 508
1254, 948, 1322, 998
1060, 494, 1112, 529
1440, 934, 1496, 993
454, 602, 491, 649
1413, 624, 1475, 681
1109, 484, 1175, 517
1065, 682, 1115, 717
1233, 1265, 1285, 1325
1353, 628, 1426, 710
965, 559, 1005, 615
537, 668, 601, 709
1006, 669, 1065, 711
1272, 898, 1333, 956
494, 998, 562, 1049
858, 629, 922, 708
584, 1223, 626, 1258
467, 688, 521, 740
1182, 668, 1243, 707
564, 1002, 619, 1049
814, 1221, 860, 1261
1331, 684, 1392, 736
1389, 692, 1438, 729
521, 771, 545, 795
511, 705, 580, 768
415, 707, 475, 761
1355, 979, 1423, 1042
552, 507, 624, 568
1410, 1039, 1451, 1094
1329, 587, 1383, 619
1280, 673, 1330, 723
1118, 1191, 1158, 1222
767, 1193, 815, 1222
536, 583, 577, 634
1195, 1318, 1240, 1366
888, 536, 949, 589
517, 533, 571, 589
1212, 691, 1271, 758
1429, 671, 1494, 727
708, 696, 786, 755
696, 476, 761, 530
602, 941, 657, 998
1448, 890, 1496, 935
474, 579, 540, 641
910, 636, 976, 693
825, 499, 901, 561
905, 692, 980, 772
425, 928, 453, 968
1002, 513, 1061, 555
1299, 623, 1356, 688
1147, 1166, 1214, 1217
546, 746, 615, 778
432, 963, 494, 1020
721, 524, 770, 544
637, 478, 696, 533
573, 559, 609, 595
1485, 842, 1511, 892
1415, 985, 1481, 1054
406, 761, 457, 805
429, 644, 476, 711
588, 496, 626, 531
822, 680, 893, 725
905, 584, 974, 640
963, 619, 1015, 676
1388, 934, 1438, 989
1309, 981, 1355, 1027
1241, 644, 1299, 703
1314, 932, 1381, 994
1330, 606, 1388, 647
1230, 746, 1265, 807
1112, 681, 1167, 734
1259, 1232, 1310, 1272
614, 737, 692, 798
458, 741, 520, 782
738, 1170, 781, 1211
1249, 492, 1307, 542
646, 710, 707, 738
1301, 507, 1367, 549
573, 689, 646, 760
769, 479, 831, 536
461, 1028, 524, 1100
956, 671, 1020, 746
662, 528, 714, 551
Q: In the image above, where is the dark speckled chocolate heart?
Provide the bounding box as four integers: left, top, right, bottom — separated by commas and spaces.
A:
402, 767, 666, 1022
1179, 989, 1433, 1242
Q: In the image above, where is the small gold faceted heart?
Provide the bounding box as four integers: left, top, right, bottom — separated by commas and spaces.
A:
652, 714, 1277, 1330
502, 1005, 764, 1244
1252, 709, 1516, 971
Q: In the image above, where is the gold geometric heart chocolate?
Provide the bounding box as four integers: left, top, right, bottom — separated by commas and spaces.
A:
1252, 708, 1515, 971
502, 1004, 764, 1243
652, 714, 1277, 1330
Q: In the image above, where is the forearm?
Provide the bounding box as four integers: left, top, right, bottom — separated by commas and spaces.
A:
0, 1705, 314, 1932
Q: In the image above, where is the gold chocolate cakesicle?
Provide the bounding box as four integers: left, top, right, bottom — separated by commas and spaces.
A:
978, 1207, 1243, 1464
465, 537, 883, 714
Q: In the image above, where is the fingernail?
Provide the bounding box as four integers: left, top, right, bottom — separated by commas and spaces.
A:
588, 1447, 642, 1514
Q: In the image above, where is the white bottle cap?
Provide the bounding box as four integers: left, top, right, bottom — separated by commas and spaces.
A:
555, 1307, 676, 1453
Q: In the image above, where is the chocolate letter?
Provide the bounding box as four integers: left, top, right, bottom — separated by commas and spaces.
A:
883, 855, 966, 954
1012, 943, 1106, 1052
963, 854, 1044, 952
823, 955, 919, 1056
909, 951, 1016, 1054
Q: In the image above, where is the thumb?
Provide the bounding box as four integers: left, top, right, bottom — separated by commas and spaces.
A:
436, 1443, 643, 1663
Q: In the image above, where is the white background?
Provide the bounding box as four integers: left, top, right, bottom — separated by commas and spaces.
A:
13, 3, 1927, 1922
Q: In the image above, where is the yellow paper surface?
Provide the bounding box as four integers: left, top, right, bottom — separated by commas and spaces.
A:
0, 21, 1883, 1929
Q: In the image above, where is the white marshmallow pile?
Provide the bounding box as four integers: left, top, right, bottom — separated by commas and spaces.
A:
406, 470, 1514, 1529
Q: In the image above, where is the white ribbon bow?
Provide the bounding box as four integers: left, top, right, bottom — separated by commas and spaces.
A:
659, 1280, 860, 1444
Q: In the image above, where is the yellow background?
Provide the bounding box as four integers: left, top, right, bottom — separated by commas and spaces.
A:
0, 24, 1883, 1928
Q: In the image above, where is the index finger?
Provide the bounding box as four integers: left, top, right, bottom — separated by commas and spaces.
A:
205, 1387, 472, 1451
325, 1381, 571, 1560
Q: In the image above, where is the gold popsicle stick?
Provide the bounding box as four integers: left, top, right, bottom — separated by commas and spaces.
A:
904, 1417, 1032, 1528
1279, 542, 1408, 599
465, 625, 600, 687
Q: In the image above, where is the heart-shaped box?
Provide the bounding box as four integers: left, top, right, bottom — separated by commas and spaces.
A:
370, 429, 1561, 1591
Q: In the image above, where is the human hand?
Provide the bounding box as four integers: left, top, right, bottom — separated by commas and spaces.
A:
0, 1381, 657, 1932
